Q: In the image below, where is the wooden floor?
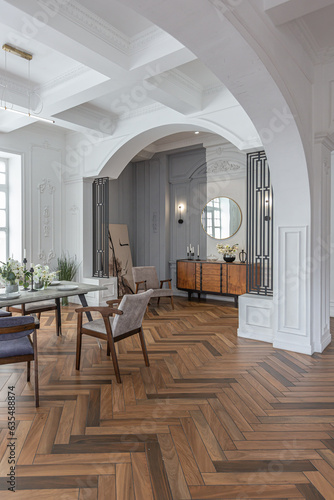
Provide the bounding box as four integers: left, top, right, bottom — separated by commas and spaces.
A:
0, 297, 334, 499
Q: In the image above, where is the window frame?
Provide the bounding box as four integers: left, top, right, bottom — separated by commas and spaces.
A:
0, 158, 9, 261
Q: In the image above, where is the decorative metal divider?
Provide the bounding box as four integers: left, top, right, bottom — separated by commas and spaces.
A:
92, 177, 109, 277
247, 151, 273, 296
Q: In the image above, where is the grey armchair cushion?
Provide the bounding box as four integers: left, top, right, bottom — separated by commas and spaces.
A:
113, 289, 153, 338
82, 289, 153, 339
0, 336, 34, 358
132, 267, 160, 290
132, 266, 173, 299
82, 317, 114, 336
0, 316, 35, 341
0, 310, 11, 317
24, 300, 57, 312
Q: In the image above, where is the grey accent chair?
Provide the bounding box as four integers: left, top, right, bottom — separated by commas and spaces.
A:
132, 266, 174, 310
75, 289, 153, 384
0, 316, 39, 407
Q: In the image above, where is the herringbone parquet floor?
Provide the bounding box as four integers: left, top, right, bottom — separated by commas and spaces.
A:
0, 297, 334, 499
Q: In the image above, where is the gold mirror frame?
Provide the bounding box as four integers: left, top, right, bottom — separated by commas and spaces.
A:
201, 196, 242, 240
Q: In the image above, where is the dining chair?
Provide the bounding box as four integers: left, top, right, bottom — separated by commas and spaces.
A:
7, 299, 61, 335
0, 316, 39, 407
75, 289, 153, 383
132, 266, 174, 309
0, 310, 12, 317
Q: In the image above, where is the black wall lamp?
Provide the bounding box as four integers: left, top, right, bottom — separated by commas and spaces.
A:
178, 204, 184, 224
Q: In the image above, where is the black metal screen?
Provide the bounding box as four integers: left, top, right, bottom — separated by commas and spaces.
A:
247, 151, 273, 296
92, 177, 109, 277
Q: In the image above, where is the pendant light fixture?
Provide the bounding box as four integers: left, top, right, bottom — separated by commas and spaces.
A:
0, 43, 55, 124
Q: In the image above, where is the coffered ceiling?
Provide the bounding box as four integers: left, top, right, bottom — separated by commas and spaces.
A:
0, 0, 333, 140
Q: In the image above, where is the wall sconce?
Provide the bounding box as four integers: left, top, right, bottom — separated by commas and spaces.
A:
178, 204, 184, 224
264, 194, 271, 221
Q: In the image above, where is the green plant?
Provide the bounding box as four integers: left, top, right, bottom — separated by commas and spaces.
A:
56, 254, 80, 305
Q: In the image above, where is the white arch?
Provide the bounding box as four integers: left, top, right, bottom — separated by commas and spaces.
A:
118, 0, 311, 224
77, 0, 322, 353
97, 120, 257, 179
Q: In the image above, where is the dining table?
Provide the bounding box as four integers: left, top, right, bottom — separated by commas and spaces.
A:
0, 281, 108, 335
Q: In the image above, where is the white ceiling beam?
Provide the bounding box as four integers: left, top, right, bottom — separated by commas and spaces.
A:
53, 104, 118, 135
146, 69, 202, 114
263, 0, 334, 25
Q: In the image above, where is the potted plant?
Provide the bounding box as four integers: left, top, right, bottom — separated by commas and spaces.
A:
56, 254, 80, 305
0, 258, 24, 293
216, 243, 239, 262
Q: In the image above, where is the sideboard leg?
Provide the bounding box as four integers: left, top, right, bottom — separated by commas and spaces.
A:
188, 291, 192, 301
234, 296, 238, 308
197, 293, 201, 301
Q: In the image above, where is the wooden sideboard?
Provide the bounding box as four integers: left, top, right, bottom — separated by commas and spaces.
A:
176, 259, 246, 306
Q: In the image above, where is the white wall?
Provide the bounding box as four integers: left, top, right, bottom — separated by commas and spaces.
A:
0, 123, 66, 269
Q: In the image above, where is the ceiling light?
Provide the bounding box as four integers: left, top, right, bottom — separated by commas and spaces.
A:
2, 44, 32, 60
1, 44, 55, 124
0, 106, 55, 123
194, 131, 200, 134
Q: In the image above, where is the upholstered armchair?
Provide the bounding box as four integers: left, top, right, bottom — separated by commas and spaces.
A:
0, 316, 39, 407
132, 266, 174, 310
0, 310, 11, 317
7, 299, 61, 335
75, 289, 153, 383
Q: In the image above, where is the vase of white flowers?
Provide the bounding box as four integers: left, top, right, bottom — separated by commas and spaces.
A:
33, 264, 58, 290
0, 258, 24, 293
216, 243, 239, 262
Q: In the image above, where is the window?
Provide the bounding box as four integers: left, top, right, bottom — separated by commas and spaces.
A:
0, 159, 8, 262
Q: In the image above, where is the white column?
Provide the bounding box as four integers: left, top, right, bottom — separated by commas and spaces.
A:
309, 136, 332, 352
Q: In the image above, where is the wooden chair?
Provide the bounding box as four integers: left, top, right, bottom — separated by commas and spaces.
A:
132, 266, 174, 309
75, 289, 153, 383
0, 316, 39, 407
7, 299, 61, 335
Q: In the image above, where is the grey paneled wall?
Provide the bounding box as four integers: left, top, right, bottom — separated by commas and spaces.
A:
109, 146, 206, 285
168, 147, 207, 262
109, 164, 136, 256
109, 144, 246, 294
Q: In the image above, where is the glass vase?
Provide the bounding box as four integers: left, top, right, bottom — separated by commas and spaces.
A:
6, 283, 19, 294
34, 279, 44, 290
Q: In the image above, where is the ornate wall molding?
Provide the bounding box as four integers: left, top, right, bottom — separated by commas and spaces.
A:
37, 178, 56, 264
206, 160, 242, 174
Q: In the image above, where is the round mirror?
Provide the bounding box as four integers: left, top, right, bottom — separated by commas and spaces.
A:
201, 197, 242, 239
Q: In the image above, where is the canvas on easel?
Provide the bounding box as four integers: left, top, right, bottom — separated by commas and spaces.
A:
108, 224, 134, 296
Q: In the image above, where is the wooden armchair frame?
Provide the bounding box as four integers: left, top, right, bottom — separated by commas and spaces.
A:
75, 299, 149, 384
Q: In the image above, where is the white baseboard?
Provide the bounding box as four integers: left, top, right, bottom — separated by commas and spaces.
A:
273, 339, 313, 355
